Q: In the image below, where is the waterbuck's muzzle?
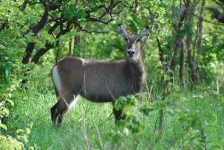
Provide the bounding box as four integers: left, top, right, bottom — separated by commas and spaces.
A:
127, 49, 135, 57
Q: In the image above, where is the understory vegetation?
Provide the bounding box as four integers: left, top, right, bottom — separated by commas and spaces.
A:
3, 64, 224, 149
1, 0, 224, 149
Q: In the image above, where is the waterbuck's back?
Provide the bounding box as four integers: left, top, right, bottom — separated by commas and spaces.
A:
54, 57, 144, 102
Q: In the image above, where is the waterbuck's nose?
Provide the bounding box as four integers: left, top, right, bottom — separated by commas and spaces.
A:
127, 49, 135, 57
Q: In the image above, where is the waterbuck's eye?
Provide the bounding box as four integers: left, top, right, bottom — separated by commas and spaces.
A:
134, 37, 141, 42
136, 38, 140, 42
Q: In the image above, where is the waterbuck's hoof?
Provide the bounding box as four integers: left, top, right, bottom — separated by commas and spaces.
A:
115, 115, 126, 123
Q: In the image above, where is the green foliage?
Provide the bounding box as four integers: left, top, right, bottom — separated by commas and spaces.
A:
62, 3, 86, 22
0, 0, 224, 149
2, 55, 223, 149
0, 135, 23, 150
0, 82, 23, 149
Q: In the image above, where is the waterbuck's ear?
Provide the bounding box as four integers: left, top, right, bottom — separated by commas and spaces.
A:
117, 24, 128, 40
137, 26, 150, 40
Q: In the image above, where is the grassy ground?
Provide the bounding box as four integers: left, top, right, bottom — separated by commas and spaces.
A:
6, 65, 224, 149
9, 86, 114, 149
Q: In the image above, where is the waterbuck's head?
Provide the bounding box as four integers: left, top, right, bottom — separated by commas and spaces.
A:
117, 25, 149, 61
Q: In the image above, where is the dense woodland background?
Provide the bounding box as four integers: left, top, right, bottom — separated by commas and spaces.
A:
0, 0, 224, 149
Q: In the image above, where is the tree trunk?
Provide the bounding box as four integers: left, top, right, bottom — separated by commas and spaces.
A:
169, 1, 188, 84
196, 0, 206, 53
22, 42, 35, 64
179, 40, 185, 87
74, 33, 80, 50
31, 43, 54, 64
55, 45, 60, 64
22, 9, 50, 64
69, 38, 73, 56
186, 2, 199, 85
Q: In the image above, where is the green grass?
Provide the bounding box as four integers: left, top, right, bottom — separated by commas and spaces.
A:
9, 89, 115, 149
6, 65, 224, 149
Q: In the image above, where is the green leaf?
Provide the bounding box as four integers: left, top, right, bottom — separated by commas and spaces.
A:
0, 123, 7, 130
6, 99, 14, 106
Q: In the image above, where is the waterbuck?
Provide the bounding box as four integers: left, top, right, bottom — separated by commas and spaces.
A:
51, 25, 149, 127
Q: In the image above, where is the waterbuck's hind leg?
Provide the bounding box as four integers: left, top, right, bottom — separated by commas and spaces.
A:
112, 104, 126, 122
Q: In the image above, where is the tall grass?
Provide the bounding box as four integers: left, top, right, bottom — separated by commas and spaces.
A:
6, 64, 224, 149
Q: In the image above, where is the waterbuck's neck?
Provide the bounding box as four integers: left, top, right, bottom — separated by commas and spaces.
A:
126, 57, 146, 92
